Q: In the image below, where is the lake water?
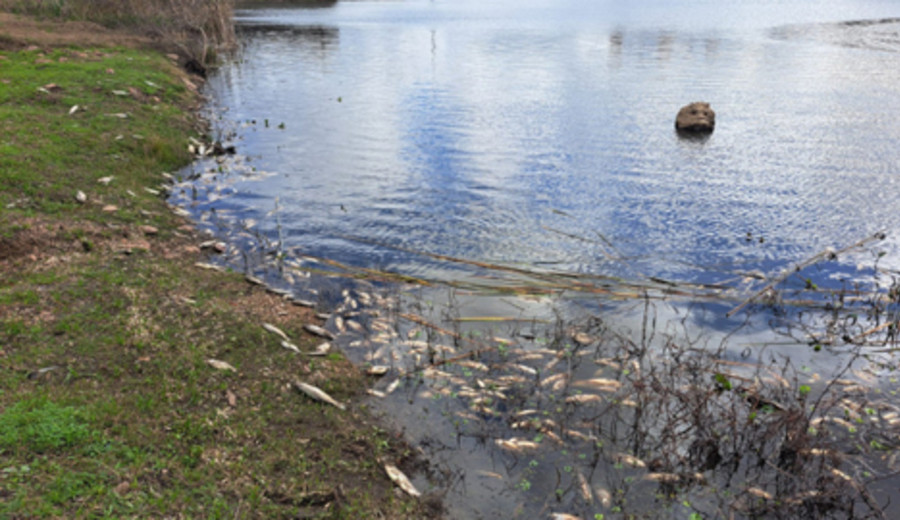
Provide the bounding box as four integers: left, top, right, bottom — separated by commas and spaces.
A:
201, 0, 900, 291
176, 1, 900, 517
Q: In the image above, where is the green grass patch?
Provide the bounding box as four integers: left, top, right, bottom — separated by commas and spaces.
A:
0, 398, 95, 453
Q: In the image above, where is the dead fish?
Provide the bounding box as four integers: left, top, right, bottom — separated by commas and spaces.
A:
383, 462, 420, 497
370, 319, 393, 333
385, 378, 401, 394
612, 452, 646, 468
540, 373, 568, 388
306, 342, 332, 356
565, 394, 603, 404
266, 286, 292, 297
494, 374, 529, 386
550, 513, 582, 520
367, 389, 386, 398
293, 380, 346, 411
245, 275, 265, 286
97, 176, 114, 185
574, 378, 622, 391
366, 365, 390, 376
68, 105, 80, 115
290, 298, 316, 308
304, 324, 335, 340
575, 468, 592, 503
334, 316, 345, 332
643, 473, 681, 483
573, 332, 593, 346
495, 438, 540, 452
262, 323, 290, 341
346, 320, 365, 333
475, 470, 504, 480
564, 429, 593, 442
830, 468, 853, 482
746, 487, 773, 500
595, 486, 612, 508
507, 363, 538, 376
280, 341, 301, 354
404, 340, 430, 350
75, 190, 87, 203
456, 360, 489, 372
206, 359, 237, 372
194, 262, 225, 272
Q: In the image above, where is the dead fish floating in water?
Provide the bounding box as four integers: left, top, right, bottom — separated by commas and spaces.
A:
293, 380, 346, 411
495, 437, 540, 453
550, 513, 583, 520
612, 452, 646, 468
304, 324, 335, 340
574, 378, 622, 392
383, 462, 420, 497
366, 365, 390, 376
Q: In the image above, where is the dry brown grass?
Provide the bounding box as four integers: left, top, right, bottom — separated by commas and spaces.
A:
0, 0, 234, 62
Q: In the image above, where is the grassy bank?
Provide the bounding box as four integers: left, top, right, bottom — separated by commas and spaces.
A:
0, 0, 233, 63
0, 19, 435, 520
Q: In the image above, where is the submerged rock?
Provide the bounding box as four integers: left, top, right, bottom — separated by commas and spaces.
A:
675, 102, 715, 134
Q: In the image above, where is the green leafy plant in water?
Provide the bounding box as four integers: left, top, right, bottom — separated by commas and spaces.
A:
714, 373, 732, 391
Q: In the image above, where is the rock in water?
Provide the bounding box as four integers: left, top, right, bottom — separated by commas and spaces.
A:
675, 102, 715, 134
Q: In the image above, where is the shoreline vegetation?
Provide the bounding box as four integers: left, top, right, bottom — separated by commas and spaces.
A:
0, 8, 440, 519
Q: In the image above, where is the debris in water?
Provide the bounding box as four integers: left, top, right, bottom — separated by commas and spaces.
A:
293, 380, 346, 410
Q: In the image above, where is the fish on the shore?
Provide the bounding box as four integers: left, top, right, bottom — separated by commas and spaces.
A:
305, 342, 332, 356
383, 462, 420, 497
206, 359, 237, 372
293, 380, 346, 411
304, 324, 336, 340
280, 340, 301, 354
262, 323, 290, 341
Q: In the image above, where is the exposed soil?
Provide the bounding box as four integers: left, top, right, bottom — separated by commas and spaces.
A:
0, 12, 150, 50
